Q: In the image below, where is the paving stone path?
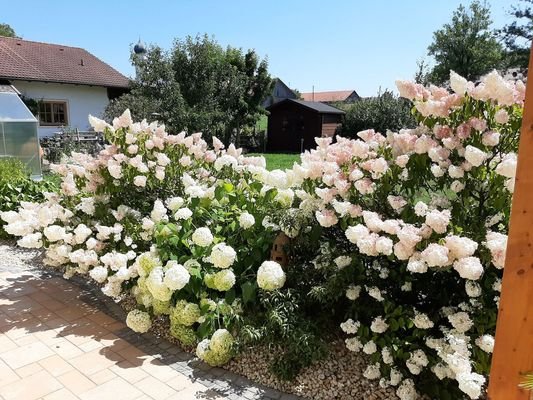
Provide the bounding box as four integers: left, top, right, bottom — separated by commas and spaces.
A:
0, 243, 297, 400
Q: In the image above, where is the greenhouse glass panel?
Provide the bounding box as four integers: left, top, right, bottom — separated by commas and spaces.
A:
0, 92, 41, 178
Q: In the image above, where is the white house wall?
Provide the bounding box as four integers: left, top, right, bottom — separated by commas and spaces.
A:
12, 80, 109, 137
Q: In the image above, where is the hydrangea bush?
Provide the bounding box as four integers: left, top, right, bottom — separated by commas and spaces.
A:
277, 70, 523, 399
1, 111, 290, 366
1, 70, 524, 399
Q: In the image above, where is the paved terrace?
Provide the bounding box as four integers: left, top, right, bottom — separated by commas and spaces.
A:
0, 245, 296, 400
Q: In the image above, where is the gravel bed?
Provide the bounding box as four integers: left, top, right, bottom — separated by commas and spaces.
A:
0, 240, 397, 400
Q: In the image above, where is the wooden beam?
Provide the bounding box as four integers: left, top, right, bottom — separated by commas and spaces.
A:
488, 42, 533, 400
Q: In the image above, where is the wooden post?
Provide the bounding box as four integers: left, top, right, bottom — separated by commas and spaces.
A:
488, 42, 533, 400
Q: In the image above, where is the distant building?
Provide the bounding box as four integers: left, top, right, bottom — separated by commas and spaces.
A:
262, 78, 298, 108
266, 99, 344, 153
0, 37, 129, 137
301, 90, 360, 104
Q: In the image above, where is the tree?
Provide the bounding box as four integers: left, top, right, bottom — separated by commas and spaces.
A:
106, 35, 273, 145
105, 46, 185, 128
336, 90, 416, 138
0, 23, 16, 37
500, 0, 533, 70
427, 1, 503, 84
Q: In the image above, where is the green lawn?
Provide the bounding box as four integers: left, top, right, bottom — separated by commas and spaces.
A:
249, 153, 300, 171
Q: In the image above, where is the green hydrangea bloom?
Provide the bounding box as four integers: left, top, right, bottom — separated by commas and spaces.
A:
137, 252, 160, 277
213, 269, 236, 291
196, 329, 234, 366
204, 273, 216, 289
169, 318, 197, 346
152, 299, 171, 315
172, 300, 201, 326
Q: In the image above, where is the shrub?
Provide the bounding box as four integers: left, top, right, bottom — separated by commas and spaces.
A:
0, 111, 295, 369
337, 90, 416, 139
277, 70, 523, 399
1, 70, 524, 399
0, 158, 58, 238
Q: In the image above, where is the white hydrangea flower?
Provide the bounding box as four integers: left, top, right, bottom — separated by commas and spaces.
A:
209, 243, 237, 269
340, 319, 360, 334
192, 227, 214, 247
257, 261, 286, 291
214, 154, 238, 171
475, 334, 494, 353
425, 209, 451, 234
213, 269, 236, 291
464, 145, 487, 167
17, 232, 43, 249
163, 261, 190, 291
43, 225, 67, 242
366, 286, 384, 302
421, 243, 450, 267
166, 197, 184, 211
346, 285, 361, 300
150, 200, 167, 223
390, 368, 403, 386
453, 257, 484, 280
175, 207, 193, 220
345, 337, 362, 352
334, 255, 352, 269
363, 362, 381, 380
381, 347, 394, 365
126, 309, 152, 333
444, 235, 478, 259
362, 340, 377, 354
448, 311, 474, 333
345, 224, 369, 244
495, 152, 517, 178
465, 281, 482, 297
89, 266, 108, 283
396, 378, 417, 400
414, 201, 428, 217
456, 372, 486, 399
133, 175, 147, 187
370, 316, 389, 333
146, 266, 172, 301
413, 311, 434, 329
238, 212, 255, 229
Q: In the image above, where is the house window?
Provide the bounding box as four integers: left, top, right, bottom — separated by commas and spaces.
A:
38, 101, 68, 126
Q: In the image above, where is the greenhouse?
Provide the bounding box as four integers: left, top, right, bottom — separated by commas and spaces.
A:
0, 87, 41, 177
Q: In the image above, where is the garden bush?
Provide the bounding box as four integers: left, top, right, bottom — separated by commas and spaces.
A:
337, 90, 416, 139
0, 158, 58, 238
277, 70, 522, 399
1, 70, 524, 400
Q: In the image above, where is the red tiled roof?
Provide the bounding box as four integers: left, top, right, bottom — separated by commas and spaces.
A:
301, 90, 356, 102
0, 37, 129, 88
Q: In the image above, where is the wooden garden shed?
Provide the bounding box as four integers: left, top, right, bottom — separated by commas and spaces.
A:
266, 99, 345, 152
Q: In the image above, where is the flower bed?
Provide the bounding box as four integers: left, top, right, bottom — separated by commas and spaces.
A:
1, 70, 524, 399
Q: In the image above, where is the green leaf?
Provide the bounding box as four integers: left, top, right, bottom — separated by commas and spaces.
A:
241, 282, 256, 304
225, 289, 236, 304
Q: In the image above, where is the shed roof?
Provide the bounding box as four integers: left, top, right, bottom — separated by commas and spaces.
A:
0, 37, 130, 88
267, 99, 345, 114
301, 90, 358, 102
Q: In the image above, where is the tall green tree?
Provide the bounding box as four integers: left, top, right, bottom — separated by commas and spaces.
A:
0, 23, 16, 37
500, 0, 533, 70
106, 35, 272, 145
427, 1, 503, 84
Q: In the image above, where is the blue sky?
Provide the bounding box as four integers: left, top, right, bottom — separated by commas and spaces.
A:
3, 0, 517, 96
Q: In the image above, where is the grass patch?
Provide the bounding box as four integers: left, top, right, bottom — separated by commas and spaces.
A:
249, 153, 300, 171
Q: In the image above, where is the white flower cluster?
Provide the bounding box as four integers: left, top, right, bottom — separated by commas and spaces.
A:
126, 309, 152, 333
256, 261, 286, 291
